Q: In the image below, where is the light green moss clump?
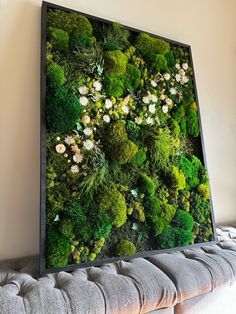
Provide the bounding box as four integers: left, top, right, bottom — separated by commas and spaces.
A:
139, 173, 156, 197
160, 203, 176, 223
116, 239, 136, 256
104, 50, 128, 75
152, 216, 168, 236
124, 63, 141, 90
48, 27, 69, 51
135, 33, 170, 58
151, 54, 167, 72
197, 184, 210, 200
104, 75, 125, 97
98, 185, 127, 228
47, 62, 66, 87
168, 166, 186, 191
130, 147, 147, 167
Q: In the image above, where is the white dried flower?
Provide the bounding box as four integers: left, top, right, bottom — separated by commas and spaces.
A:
164, 73, 171, 81
135, 117, 142, 125
121, 105, 129, 114
78, 86, 88, 95
143, 96, 150, 104
182, 63, 189, 70
83, 139, 94, 150
179, 69, 185, 76
160, 94, 166, 101
148, 104, 156, 114
56, 136, 61, 141
175, 64, 181, 69
162, 105, 169, 113
175, 74, 181, 82
166, 98, 173, 105
83, 127, 93, 136
146, 117, 154, 125
64, 135, 75, 145
71, 165, 79, 173
103, 114, 111, 123
73, 153, 83, 163
55, 144, 66, 154
79, 96, 89, 106
81, 115, 91, 124
170, 88, 177, 95
151, 95, 158, 103
105, 99, 113, 109
151, 80, 157, 87
93, 81, 102, 91
182, 76, 189, 84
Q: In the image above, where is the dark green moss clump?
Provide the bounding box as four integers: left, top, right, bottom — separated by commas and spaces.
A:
124, 63, 141, 90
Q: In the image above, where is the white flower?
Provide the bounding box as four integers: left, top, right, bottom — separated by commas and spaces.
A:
179, 69, 185, 76
170, 88, 177, 95
103, 114, 111, 123
146, 117, 154, 125
64, 135, 75, 145
160, 94, 166, 101
71, 165, 79, 173
175, 64, 181, 69
135, 117, 142, 125
166, 98, 173, 105
78, 85, 88, 95
64, 153, 68, 158
175, 74, 181, 82
151, 95, 158, 103
164, 73, 171, 81
55, 144, 66, 154
151, 80, 157, 87
73, 153, 83, 163
182, 76, 189, 84
79, 96, 89, 106
182, 63, 189, 70
81, 115, 91, 124
56, 136, 61, 141
143, 96, 150, 104
83, 127, 93, 136
105, 99, 113, 109
162, 105, 169, 113
83, 139, 94, 150
121, 105, 129, 114
93, 81, 102, 91
148, 104, 156, 114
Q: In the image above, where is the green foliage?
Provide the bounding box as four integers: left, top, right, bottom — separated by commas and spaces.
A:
169, 119, 180, 136
160, 203, 176, 223
101, 22, 130, 51
47, 63, 66, 87
46, 86, 81, 132
168, 166, 186, 191
124, 63, 141, 90
151, 54, 167, 72
135, 33, 170, 59
70, 32, 93, 50
139, 173, 156, 197
197, 184, 210, 200
46, 227, 70, 268
92, 237, 106, 254
174, 209, 194, 230
186, 108, 200, 137
104, 50, 128, 75
130, 147, 147, 167
59, 219, 75, 240
48, 10, 93, 35
165, 51, 176, 67
116, 239, 136, 256
48, 27, 69, 51
104, 75, 125, 97
191, 193, 211, 224
98, 184, 127, 228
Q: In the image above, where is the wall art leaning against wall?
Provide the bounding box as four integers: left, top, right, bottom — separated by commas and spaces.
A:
40, 2, 216, 274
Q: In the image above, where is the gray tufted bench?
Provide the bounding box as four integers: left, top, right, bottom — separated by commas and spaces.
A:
0, 226, 236, 314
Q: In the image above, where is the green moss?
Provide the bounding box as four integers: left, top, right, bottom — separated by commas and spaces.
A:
91, 211, 113, 240
146, 196, 161, 217
152, 216, 168, 236
191, 193, 211, 224
46, 227, 70, 268
114, 140, 138, 164
186, 108, 200, 137
174, 209, 194, 230
116, 239, 136, 256
48, 27, 69, 51
157, 226, 193, 249
47, 63, 66, 87
165, 51, 176, 67
92, 237, 106, 254
104, 50, 128, 75
135, 33, 170, 59
169, 119, 181, 136
130, 147, 147, 167
197, 184, 210, 200
59, 219, 75, 240
168, 166, 186, 191
132, 201, 145, 222
124, 63, 141, 90
48, 9, 93, 35
98, 184, 127, 228
46, 86, 81, 132
70, 32, 93, 50
151, 54, 167, 72
139, 173, 156, 197
104, 75, 125, 97
160, 203, 176, 223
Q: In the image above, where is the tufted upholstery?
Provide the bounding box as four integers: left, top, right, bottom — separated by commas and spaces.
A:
0, 226, 235, 314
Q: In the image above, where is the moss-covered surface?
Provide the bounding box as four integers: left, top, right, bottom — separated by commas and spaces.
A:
44, 7, 214, 269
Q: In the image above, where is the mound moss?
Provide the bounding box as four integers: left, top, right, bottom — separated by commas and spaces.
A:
135, 33, 170, 58
116, 239, 136, 256
104, 50, 128, 75
124, 63, 141, 90
48, 27, 69, 51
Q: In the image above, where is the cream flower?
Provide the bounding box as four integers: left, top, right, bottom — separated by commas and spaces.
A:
103, 114, 111, 123
166, 98, 173, 105
121, 105, 129, 114
71, 165, 79, 173
164, 73, 171, 81
79, 96, 89, 106
105, 99, 113, 109
64, 135, 75, 145
56, 136, 61, 141
170, 88, 177, 95
143, 96, 150, 104
175, 74, 181, 82
160, 94, 166, 101
182, 76, 189, 84
179, 69, 185, 76
146, 117, 154, 125
162, 105, 169, 113
135, 117, 142, 125
93, 81, 102, 91
83, 139, 94, 150
78, 86, 88, 95
73, 153, 83, 163
71, 145, 80, 153
83, 127, 93, 136
151, 80, 157, 87
148, 104, 156, 114
81, 115, 91, 124
151, 95, 158, 103
55, 144, 66, 154
175, 64, 181, 69
182, 63, 189, 70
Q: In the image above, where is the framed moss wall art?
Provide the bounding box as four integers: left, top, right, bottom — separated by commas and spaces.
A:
40, 1, 217, 274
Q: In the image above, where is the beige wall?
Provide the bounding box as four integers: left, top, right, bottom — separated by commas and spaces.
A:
0, 0, 235, 260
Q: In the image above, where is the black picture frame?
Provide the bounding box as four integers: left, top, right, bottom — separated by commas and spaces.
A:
40, 1, 217, 275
